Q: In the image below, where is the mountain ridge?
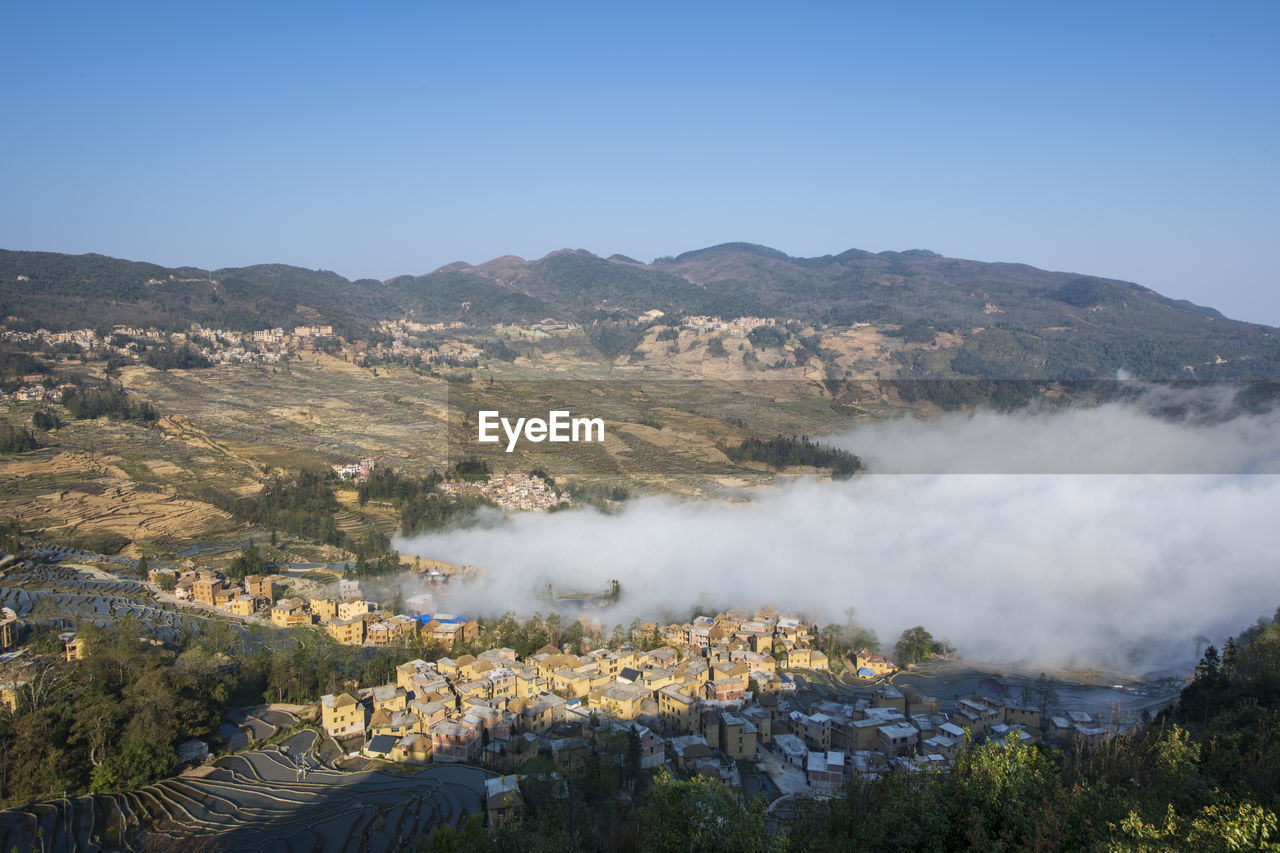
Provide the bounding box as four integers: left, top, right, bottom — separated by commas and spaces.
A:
2, 244, 1276, 380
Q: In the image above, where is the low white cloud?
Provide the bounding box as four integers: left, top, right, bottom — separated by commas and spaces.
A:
395, 397, 1280, 674
833, 392, 1280, 474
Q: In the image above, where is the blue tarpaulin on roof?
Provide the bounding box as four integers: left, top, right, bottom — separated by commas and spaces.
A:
414, 614, 468, 625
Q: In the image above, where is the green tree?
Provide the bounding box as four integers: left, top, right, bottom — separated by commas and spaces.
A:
545, 612, 563, 649
32, 409, 63, 431
895, 626, 936, 665
360, 651, 397, 687
422, 812, 489, 852
0, 424, 38, 454
843, 607, 879, 653
227, 541, 270, 580
639, 770, 782, 851
1021, 672, 1059, 717
1110, 801, 1279, 852
562, 619, 585, 656
90, 742, 175, 793
625, 726, 642, 788
0, 518, 23, 555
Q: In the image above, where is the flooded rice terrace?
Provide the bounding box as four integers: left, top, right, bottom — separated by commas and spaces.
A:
0, 731, 493, 851
0, 545, 197, 642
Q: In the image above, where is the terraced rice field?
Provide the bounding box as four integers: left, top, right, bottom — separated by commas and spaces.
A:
221, 706, 303, 752
128, 359, 452, 477
0, 443, 239, 546
0, 549, 198, 641
0, 732, 492, 851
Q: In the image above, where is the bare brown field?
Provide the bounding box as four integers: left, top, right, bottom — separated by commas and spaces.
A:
2, 340, 918, 553
0, 444, 237, 547
125, 357, 453, 476
126, 353, 910, 494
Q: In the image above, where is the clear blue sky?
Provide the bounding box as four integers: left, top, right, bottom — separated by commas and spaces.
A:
2, 1, 1277, 323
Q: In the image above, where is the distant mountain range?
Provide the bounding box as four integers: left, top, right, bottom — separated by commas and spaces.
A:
2, 244, 1276, 380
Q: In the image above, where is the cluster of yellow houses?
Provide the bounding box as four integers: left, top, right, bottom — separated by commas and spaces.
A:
312, 609, 855, 783
316, 608, 1114, 794
286, 595, 478, 648
152, 565, 276, 616
630, 611, 825, 682
150, 565, 480, 649
0, 561, 1121, 799
321, 643, 686, 772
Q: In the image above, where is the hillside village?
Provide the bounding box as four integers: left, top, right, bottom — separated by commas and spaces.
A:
332, 458, 569, 513
309, 608, 1117, 802
11, 547, 1124, 801
1, 317, 505, 387
1, 324, 304, 371
0, 309, 811, 397
143, 563, 478, 649
436, 471, 570, 513
6, 549, 1120, 810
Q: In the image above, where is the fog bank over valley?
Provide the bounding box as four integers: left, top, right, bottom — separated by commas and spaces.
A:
834, 385, 1280, 475
396, 395, 1280, 674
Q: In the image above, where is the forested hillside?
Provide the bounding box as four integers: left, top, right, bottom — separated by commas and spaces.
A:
4, 244, 1278, 380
